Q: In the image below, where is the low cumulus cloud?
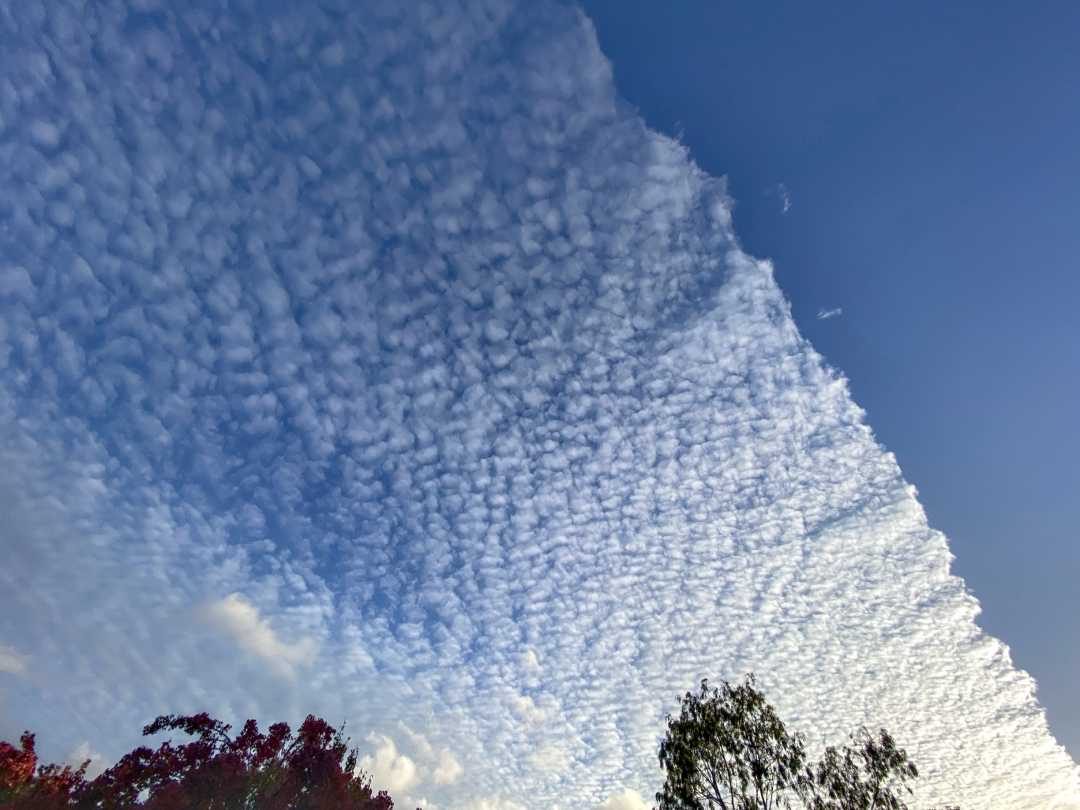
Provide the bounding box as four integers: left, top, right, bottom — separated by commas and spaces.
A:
433, 750, 465, 786
397, 724, 464, 786
67, 742, 108, 780
597, 790, 651, 810
359, 735, 420, 796
201, 594, 318, 677
0, 1, 1076, 809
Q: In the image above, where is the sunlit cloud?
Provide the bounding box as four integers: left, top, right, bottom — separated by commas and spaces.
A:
67, 742, 108, 780
201, 594, 318, 677
597, 789, 651, 810
359, 735, 420, 796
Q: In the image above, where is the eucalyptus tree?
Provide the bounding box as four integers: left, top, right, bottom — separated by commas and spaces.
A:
656, 676, 809, 810
656, 675, 926, 810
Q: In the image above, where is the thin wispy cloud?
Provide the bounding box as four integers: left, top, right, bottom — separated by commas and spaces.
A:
0, 644, 28, 677
778, 182, 793, 213
767, 182, 793, 213
0, 1, 1076, 809
817, 307, 844, 320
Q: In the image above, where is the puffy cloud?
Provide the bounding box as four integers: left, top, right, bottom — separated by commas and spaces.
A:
529, 744, 571, 773
460, 798, 528, 810
201, 594, 318, 677
510, 694, 549, 726
67, 742, 108, 780
520, 649, 541, 673
0, 644, 28, 676
0, 1, 1075, 809
433, 750, 465, 786
597, 790, 650, 810
397, 724, 463, 786
360, 735, 420, 795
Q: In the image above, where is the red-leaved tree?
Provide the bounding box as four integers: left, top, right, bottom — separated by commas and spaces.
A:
0, 714, 396, 810
0, 733, 89, 809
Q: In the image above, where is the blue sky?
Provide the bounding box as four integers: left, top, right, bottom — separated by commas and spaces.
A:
0, 2, 1078, 809
584, 0, 1080, 762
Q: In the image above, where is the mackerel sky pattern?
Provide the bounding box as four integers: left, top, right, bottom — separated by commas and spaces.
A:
1, 1, 1077, 808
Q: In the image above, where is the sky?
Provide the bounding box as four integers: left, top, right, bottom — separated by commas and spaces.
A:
582, 0, 1080, 763
0, 2, 1077, 809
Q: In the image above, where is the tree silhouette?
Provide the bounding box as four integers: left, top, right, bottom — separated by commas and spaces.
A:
657, 676, 809, 810
656, 675, 924, 810
807, 728, 918, 810
0, 713, 396, 810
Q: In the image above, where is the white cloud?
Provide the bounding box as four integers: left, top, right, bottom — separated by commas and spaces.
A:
766, 182, 792, 213
778, 182, 792, 213
397, 723, 463, 785
509, 693, 548, 726
360, 735, 420, 795
398, 723, 437, 759
0, 644, 28, 676
529, 744, 570, 773
433, 749, 464, 786
597, 790, 650, 810
459, 798, 528, 810
817, 307, 843, 320
67, 741, 108, 780
200, 594, 317, 676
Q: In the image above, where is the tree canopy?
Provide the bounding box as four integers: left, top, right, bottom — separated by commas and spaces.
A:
2, 680, 957, 809
0, 713, 395, 810
656, 675, 925, 810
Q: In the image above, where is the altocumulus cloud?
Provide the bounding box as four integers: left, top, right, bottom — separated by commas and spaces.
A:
0, 1, 1077, 808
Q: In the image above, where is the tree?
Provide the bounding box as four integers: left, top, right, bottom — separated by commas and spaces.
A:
0, 714, 396, 810
656, 675, 809, 810
807, 728, 918, 810
0, 733, 89, 809
656, 676, 926, 810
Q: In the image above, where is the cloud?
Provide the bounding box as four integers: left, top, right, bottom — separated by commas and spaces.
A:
200, 594, 318, 677
509, 693, 549, 726
529, 744, 571, 773
67, 742, 108, 780
597, 790, 650, 810
816, 307, 843, 320
360, 735, 420, 795
0, 1, 1076, 809
433, 750, 465, 786
767, 182, 792, 213
397, 724, 463, 786
460, 799, 528, 810
0, 644, 28, 676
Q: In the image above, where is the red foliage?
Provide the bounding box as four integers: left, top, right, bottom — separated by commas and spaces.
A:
0, 714, 395, 810
0, 733, 89, 809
